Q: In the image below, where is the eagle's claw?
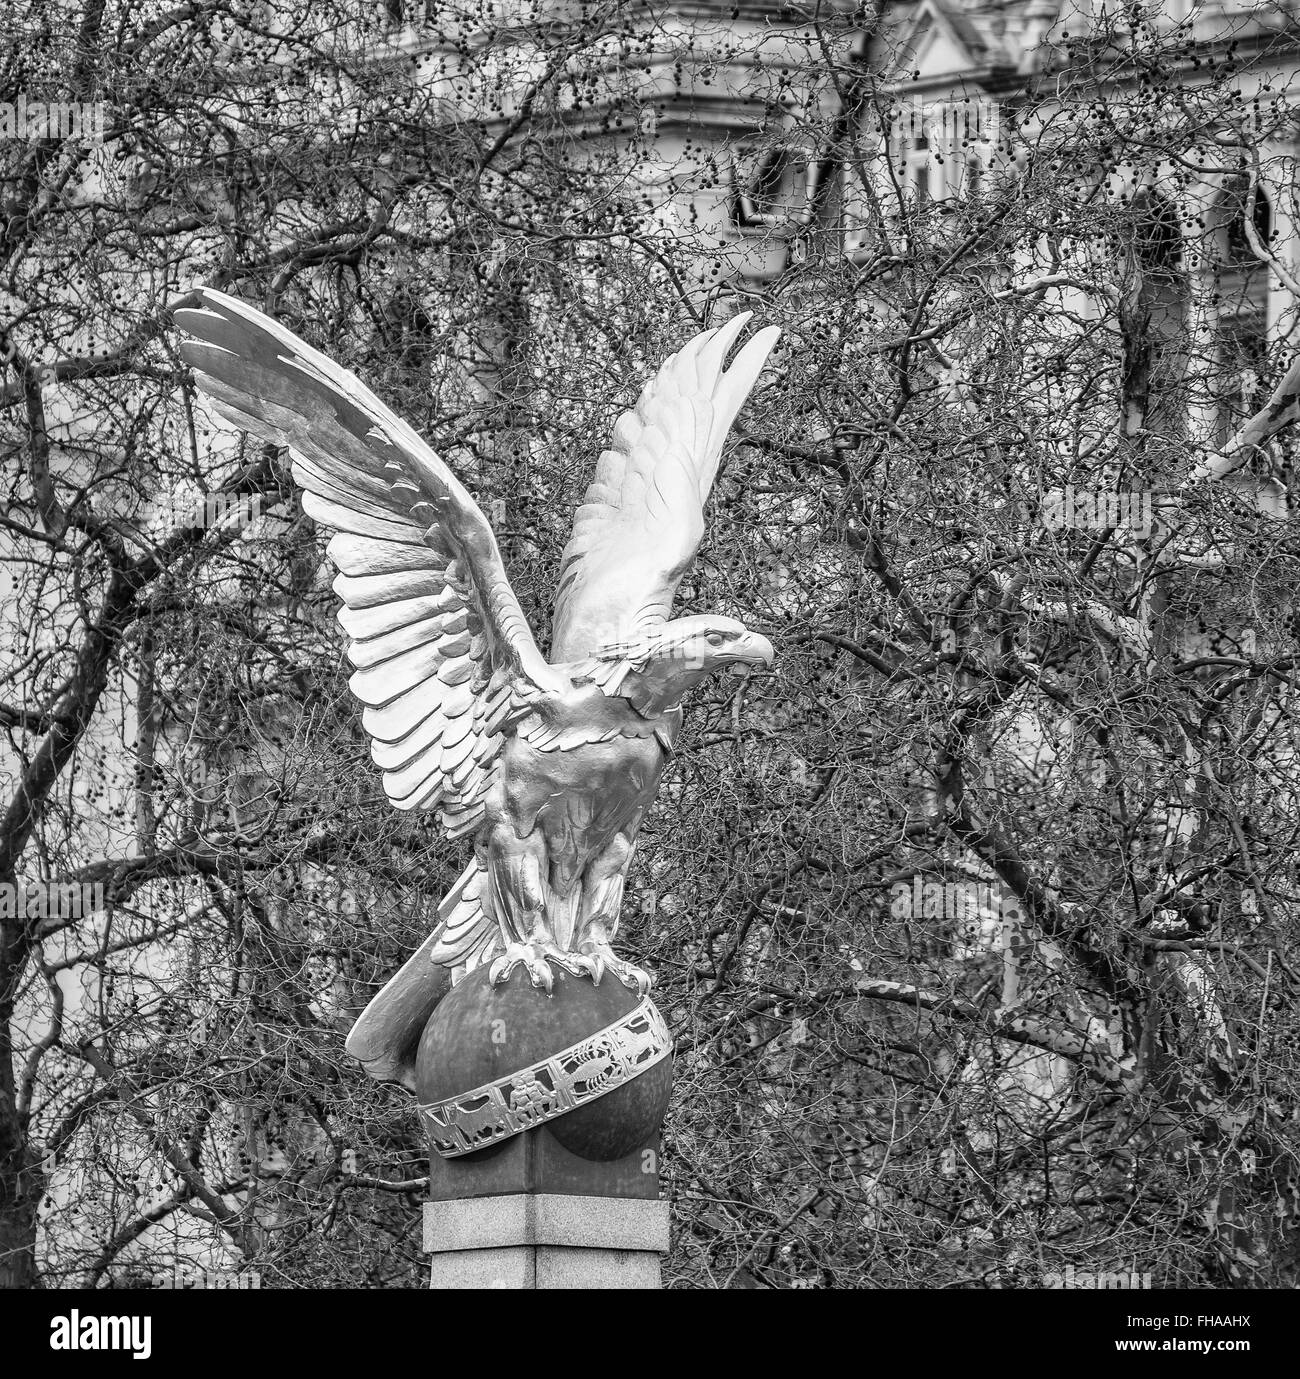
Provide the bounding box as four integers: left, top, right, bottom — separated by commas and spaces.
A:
489, 942, 587, 990
488, 940, 653, 995
574, 940, 653, 995
570, 949, 606, 986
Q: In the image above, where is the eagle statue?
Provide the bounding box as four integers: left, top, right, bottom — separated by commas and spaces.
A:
177, 289, 779, 1089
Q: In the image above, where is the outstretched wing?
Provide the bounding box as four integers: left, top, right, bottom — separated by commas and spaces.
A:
549, 312, 780, 661
177, 288, 550, 852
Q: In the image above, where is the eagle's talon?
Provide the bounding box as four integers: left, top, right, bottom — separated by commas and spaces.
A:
490, 943, 556, 990
575, 941, 652, 994
491, 942, 608, 990
568, 950, 606, 986
622, 964, 653, 995
490, 940, 650, 994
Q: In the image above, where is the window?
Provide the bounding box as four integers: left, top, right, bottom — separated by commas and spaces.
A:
1221, 174, 1273, 269
733, 150, 789, 228
1126, 192, 1190, 441
1211, 178, 1272, 444
964, 153, 982, 198
910, 153, 932, 207
732, 149, 833, 232
1218, 315, 1267, 424
1133, 193, 1183, 280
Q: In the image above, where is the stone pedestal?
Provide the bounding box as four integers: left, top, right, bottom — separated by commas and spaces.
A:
427, 1120, 663, 1201
424, 1193, 670, 1289
414, 966, 675, 1289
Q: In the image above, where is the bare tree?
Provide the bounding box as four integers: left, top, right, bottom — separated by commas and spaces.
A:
4, 0, 1300, 1291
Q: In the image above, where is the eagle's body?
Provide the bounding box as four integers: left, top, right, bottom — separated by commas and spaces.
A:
493, 682, 668, 951
178, 289, 778, 1087
507, 692, 667, 882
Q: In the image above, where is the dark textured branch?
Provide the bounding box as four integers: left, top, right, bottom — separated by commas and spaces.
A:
83, 1187, 193, 1289
73, 1041, 254, 1257
848, 979, 1130, 1085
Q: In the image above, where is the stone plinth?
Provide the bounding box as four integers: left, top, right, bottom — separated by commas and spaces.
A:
424, 1193, 670, 1289
427, 1122, 662, 1201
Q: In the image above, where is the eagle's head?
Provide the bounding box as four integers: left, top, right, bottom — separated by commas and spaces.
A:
643, 615, 775, 675
587, 615, 775, 715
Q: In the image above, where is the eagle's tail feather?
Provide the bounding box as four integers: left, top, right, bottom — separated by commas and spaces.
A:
429, 860, 497, 970
345, 861, 496, 1090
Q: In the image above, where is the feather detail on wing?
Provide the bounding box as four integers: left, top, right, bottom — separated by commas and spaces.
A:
176, 289, 549, 867
549, 312, 781, 661
427, 861, 497, 969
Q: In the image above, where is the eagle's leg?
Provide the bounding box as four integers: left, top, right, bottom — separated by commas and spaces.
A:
573, 833, 653, 994
484, 822, 586, 992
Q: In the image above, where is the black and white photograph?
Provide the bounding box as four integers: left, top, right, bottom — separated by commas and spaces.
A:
0, 0, 1294, 1349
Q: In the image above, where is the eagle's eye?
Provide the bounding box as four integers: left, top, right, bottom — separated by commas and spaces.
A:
705, 632, 726, 648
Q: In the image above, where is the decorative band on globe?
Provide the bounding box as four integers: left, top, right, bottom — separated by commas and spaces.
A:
418, 997, 672, 1158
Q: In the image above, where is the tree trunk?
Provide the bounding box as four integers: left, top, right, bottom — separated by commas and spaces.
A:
0, 948, 39, 1288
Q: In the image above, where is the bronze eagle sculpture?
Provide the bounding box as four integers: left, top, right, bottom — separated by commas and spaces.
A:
177, 289, 779, 1088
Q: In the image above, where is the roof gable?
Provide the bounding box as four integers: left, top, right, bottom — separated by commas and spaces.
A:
896, 1, 988, 80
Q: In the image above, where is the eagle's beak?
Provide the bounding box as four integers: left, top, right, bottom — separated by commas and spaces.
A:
737, 631, 775, 669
